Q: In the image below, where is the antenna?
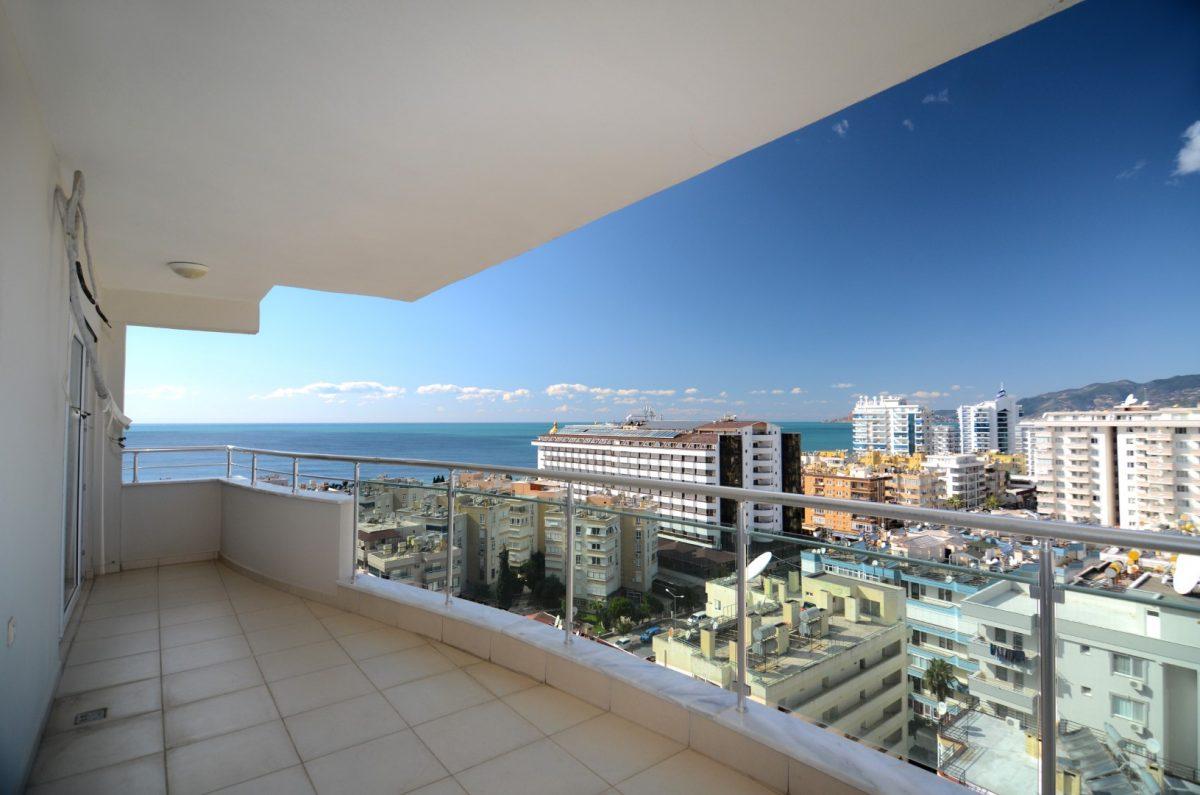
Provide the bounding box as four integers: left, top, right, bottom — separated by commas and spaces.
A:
1173, 554, 1200, 596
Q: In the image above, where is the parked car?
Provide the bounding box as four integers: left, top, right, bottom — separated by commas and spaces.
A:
639, 625, 664, 644
686, 611, 708, 626
614, 635, 634, 648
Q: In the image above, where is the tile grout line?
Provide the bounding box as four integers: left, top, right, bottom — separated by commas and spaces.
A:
156, 575, 169, 794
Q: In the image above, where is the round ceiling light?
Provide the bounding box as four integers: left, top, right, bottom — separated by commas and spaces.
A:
167, 261, 209, 279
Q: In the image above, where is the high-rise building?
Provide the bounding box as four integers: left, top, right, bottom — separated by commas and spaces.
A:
533, 415, 801, 548
957, 386, 1022, 454
1028, 400, 1200, 529
923, 454, 987, 509
543, 506, 621, 601
802, 468, 891, 537
852, 394, 932, 455
928, 422, 960, 455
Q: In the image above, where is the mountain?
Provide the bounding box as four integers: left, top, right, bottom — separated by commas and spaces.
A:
1017, 374, 1200, 417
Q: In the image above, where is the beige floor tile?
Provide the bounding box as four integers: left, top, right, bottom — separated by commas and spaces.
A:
163, 657, 265, 707
162, 635, 252, 675
268, 663, 375, 717
503, 685, 602, 734
303, 600, 347, 619
414, 700, 541, 774
158, 574, 225, 594
26, 752, 166, 795
75, 611, 159, 641
430, 641, 484, 667
304, 730, 447, 795
56, 651, 160, 696
29, 712, 163, 784
237, 603, 316, 632
551, 713, 684, 785
82, 595, 158, 621
213, 765, 315, 794
46, 679, 162, 735
159, 586, 230, 610
256, 639, 352, 682
246, 620, 331, 655
359, 645, 456, 690
409, 778, 468, 795
164, 684, 279, 748
383, 669, 494, 726
614, 749, 776, 795
455, 738, 609, 795
285, 692, 407, 761
166, 720, 299, 795
463, 662, 538, 698
337, 627, 426, 661
230, 591, 302, 613
160, 614, 244, 648
88, 583, 158, 605
67, 629, 160, 666
159, 599, 235, 627
320, 613, 386, 638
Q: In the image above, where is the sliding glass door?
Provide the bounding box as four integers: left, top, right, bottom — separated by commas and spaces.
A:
62, 330, 88, 621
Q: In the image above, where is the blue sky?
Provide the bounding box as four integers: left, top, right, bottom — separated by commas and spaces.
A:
127, 0, 1200, 423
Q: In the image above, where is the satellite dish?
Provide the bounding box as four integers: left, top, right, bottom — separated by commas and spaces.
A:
746, 552, 773, 581
1173, 554, 1200, 595
1145, 738, 1162, 756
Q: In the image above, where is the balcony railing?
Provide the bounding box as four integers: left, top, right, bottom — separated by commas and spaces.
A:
123, 444, 1200, 795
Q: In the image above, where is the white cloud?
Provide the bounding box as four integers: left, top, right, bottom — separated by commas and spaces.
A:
922, 88, 950, 104
790, 387, 806, 395
1116, 159, 1147, 180
832, 119, 850, 137
417, 383, 529, 402
684, 387, 699, 395
770, 388, 784, 395
544, 383, 674, 399
551, 403, 569, 413
128, 384, 187, 400
950, 384, 962, 391
681, 396, 727, 405
253, 381, 403, 402
749, 389, 767, 395
911, 390, 948, 399
612, 397, 640, 405
1174, 121, 1200, 176
901, 119, 915, 132
830, 382, 855, 389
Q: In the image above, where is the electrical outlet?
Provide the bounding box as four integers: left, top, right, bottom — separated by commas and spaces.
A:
6, 617, 15, 648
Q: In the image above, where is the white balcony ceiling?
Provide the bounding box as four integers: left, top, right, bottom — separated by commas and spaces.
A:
6, 0, 1073, 331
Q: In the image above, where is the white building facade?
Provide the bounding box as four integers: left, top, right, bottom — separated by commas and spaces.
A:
923, 454, 988, 509
957, 387, 1022, 454
1028, 402, 1200, 529
852, 394, 932, 455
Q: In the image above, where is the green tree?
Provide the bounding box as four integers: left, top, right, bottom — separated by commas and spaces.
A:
639, 593, 664, 618
923, 658, 957, 703
533, 575, 565, 609
495, 549, 522, 610
605, 597, 634, 625
983, 495, 1001, 511
518, 551, 545, 590
944, 496, 964, 510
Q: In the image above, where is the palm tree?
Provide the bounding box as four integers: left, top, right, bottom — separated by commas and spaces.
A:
923, 659, 957, 705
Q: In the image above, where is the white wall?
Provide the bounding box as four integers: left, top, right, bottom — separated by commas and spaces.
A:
121, 480, 222, 566
0, 6, 77, 785
221, 482, 351, 596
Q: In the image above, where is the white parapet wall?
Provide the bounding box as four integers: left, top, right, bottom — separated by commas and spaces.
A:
120, 478, 352, 595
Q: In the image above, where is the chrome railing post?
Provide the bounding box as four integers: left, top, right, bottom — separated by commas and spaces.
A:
351, 462, 360, 583
225, 446, 233, 478
291, 457, 299, 493
735, 501, 748, 712
445, 468, 455, 605
131, 451, 139, 483
563, 482, 575, 644
1038, 537, 1058, 794
251, 453, 258, 485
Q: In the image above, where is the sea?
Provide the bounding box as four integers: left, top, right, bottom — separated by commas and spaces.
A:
124, 421, 852, 484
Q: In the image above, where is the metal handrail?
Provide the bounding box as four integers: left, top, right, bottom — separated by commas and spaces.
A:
123, 444, 1200, 555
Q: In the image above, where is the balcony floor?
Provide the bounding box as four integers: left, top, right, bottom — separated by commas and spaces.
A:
29, 562, 776, 794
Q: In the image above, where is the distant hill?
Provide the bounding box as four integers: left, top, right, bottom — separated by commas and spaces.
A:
1018, 374, 1200, 418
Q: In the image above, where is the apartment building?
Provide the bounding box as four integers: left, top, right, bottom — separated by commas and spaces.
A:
534, 416, 801, 548
888, 469, 943, 508
653, 570, 908, 754
853, 394, 933, 455
580, 494, 660, 596
360, 530, 463, 594
802, 468, 891, 537
543, 507, 622, 601
923, 454, 988, 509
962, 575, 1200, 777
929, 423, 961, 456
1028, 400, 1200, 529
457, 494, 516, 587
957, 387, 1022, 454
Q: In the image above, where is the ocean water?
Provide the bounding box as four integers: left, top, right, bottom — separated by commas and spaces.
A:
124, 421, 852, 483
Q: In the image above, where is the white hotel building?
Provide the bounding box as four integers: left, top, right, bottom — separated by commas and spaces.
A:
852, 394, 933, 455
957, 386, 1022, 454
1028, 400, 1200, 529
533, 418, 793, 547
